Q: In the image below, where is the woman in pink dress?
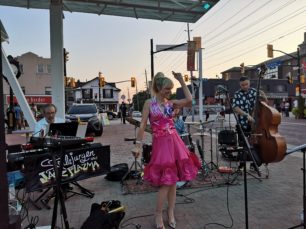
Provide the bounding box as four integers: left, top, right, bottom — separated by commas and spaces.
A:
132, 72, 199, 229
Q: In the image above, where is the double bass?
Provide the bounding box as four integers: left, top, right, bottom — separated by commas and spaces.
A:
251, 64, 286, 163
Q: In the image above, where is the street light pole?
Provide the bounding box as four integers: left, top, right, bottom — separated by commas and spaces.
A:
136, 79, 140, 111
272, 47, 305, 118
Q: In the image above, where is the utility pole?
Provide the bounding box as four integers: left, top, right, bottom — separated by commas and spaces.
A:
145, 69, 149, 94
186, 23, 195, 121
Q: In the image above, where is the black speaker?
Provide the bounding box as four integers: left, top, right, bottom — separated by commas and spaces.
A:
105, 163, 128, 181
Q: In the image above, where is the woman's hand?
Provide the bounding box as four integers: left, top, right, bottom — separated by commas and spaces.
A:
172, 71, 183, 82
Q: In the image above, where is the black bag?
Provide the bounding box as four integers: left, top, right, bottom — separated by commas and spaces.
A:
218, 130, 237, 145
81, 200, 125, 229
105, 163, 128, 181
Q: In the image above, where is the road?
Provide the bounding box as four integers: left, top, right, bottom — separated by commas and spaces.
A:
279, 116, 306, 147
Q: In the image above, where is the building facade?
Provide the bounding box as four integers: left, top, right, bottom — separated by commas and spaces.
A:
74, 78, 121, 112
2, 52, 121, 112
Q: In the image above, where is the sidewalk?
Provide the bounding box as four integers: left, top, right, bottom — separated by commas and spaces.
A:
7, 120, 304, 229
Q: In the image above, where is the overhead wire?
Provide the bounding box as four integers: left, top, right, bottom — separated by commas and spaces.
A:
155, 0, 305, 78
201, 0, 259, 41
203, 0, 273, 43
204, 24, 306, 72
204, 5, 306, 59
193, 0, 232, 31
204, 0, 299, 52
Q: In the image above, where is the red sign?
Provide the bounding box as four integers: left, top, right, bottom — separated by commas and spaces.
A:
187, 41, 196, 71
6, 95, 52, 104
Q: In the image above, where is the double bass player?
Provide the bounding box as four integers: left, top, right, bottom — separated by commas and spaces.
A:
232, 76, 268, 171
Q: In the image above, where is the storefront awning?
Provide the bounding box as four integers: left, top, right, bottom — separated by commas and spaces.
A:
0, 0, 219, 23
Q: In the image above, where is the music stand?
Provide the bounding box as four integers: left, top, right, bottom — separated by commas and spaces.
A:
287, 144, 306, 229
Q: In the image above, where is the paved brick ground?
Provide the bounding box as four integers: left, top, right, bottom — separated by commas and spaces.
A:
7, 119, 305, 229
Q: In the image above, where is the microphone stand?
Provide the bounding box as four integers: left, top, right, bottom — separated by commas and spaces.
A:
287, 144, 306, 229
222, 88, 261, 229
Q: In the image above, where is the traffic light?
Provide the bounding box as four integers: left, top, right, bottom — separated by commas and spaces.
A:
295, 84, 300, 96
64, 76, 69, 87
69, 78, 76, 88
184, 75, 189, 82
300, 74, 305, 84
240, 62, 245, 74
287, 74, 293, 84
131, 77, 136, 87
63, 48, 69, 62
99, 74, 105, 87
267, 44, 273, 58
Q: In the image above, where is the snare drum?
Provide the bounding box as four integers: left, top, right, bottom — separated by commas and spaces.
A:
142, 144, 152, 164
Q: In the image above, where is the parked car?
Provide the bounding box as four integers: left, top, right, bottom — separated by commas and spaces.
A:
65, 103, 103, 136
106, 111, 118, 120
132, 111, 142, 118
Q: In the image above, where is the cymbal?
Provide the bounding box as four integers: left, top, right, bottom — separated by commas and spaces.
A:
126, 117, 152, 134
192, 132, 209, 136
185, 120, 215, 125
185, 121, 200, 125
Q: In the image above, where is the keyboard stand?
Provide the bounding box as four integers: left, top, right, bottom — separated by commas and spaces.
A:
50, 145, 70, 229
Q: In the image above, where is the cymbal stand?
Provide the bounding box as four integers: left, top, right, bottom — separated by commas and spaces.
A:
196, 139, 212, 184
122, 136, 143, 183
207, 128, 218, 170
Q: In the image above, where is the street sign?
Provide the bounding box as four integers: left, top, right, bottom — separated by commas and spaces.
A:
266, 61, 282, 69
156, 44, 188, 52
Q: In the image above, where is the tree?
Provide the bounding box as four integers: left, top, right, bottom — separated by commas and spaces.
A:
132, 91, 151, 111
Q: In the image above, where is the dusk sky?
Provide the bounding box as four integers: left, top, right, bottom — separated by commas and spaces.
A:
1, 0, 305, 98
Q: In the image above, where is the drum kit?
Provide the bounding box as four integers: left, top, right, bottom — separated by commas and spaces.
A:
125, 117, 240, 184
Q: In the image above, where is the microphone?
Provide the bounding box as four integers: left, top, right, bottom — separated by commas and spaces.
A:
216, 85, 228, 93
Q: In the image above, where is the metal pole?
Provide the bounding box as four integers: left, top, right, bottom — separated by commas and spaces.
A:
199, 48, 203, 121
187, 23, 195, 122
297, 47, 301, 96
150, 39, 154, 81
136, 80, 140, 111
145, 69, 149, 93
99, 86, 101, 109
0, 24, 9, 229
297, 47, 304, 119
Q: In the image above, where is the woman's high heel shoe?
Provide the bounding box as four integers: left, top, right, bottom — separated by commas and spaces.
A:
155, 212, 165, 229
167, 209, 176, 229
168, 221, 176, 229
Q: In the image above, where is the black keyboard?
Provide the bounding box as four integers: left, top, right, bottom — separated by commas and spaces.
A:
30, 136, 87, 148
45, 136, 87, 148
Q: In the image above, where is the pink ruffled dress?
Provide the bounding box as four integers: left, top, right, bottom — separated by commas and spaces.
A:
143, 97, 199, 186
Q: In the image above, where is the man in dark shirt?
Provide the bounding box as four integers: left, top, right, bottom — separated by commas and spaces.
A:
232, 76, 257, 171
120, 102, 127, 124
232, 76, 256, 133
